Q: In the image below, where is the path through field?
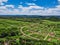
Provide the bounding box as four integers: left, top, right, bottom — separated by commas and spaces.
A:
20, 26, 40, 40
44, 26, 54, 40
20, 26, 54, 41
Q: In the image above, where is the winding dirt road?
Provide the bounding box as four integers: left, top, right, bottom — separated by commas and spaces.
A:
20, 26, 40, 40
20, 26, 54, 41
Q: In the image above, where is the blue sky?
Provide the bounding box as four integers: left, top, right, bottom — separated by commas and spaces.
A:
0, 0, 60, 15
6, 0, 59, 7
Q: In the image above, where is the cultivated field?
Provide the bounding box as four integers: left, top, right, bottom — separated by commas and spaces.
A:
0, 17, 60, 45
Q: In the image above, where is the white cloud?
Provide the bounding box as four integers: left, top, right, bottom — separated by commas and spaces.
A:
18, 5, 44, 10
0, 3, 4, 5
0, 0, 8, 5
0, 0, 8, 2
58, 0, 60, 1
58, 0, 60, 4
0, 5, 14, 9
0, 6, 6, 9
0, 4, 60, 16
5, 5, 14, 8
26, 3, 36, 6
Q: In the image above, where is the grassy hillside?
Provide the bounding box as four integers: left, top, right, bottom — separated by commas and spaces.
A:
0, 17, 60, 45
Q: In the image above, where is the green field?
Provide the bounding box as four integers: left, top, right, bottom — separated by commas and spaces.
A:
0, 17, 60, 45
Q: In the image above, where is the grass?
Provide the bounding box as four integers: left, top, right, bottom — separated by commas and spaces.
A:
0, 18, 60, 45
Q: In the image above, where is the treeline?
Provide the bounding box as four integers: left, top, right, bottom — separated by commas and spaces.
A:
0, 15, 60, 24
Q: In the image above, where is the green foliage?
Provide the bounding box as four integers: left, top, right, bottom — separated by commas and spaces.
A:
0, 17, 60, 45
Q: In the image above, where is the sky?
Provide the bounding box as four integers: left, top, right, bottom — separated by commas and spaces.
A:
0, 0, 60, 16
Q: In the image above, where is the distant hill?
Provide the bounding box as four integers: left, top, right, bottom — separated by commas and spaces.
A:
0, 15, 60, 18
